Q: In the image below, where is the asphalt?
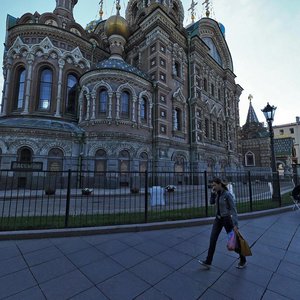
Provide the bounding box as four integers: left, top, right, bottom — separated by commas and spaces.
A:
0, 209, 300, 300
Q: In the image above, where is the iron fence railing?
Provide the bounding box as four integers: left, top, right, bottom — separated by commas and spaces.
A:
0, 169, 296, 231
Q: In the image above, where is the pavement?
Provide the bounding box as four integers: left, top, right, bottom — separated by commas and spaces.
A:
0, 210, 300, 300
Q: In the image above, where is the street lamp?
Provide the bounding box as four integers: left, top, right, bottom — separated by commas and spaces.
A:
261, 102, 280, 203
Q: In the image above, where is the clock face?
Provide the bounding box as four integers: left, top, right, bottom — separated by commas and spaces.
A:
202, 37, 222, 66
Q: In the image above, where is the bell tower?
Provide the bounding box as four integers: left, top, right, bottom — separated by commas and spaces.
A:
53, 0, 78, 20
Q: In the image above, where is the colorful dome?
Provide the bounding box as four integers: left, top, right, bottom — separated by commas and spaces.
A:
104, 14, 130, 40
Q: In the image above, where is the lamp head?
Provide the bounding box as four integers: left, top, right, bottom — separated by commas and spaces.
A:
262, 102, 277, 122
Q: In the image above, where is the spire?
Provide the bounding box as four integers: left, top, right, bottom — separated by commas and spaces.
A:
202, 0, 211, 18
116, 0, 121, 16
188, 1, 198, 24
246, 94, 260, 124
99, 0, 104, 20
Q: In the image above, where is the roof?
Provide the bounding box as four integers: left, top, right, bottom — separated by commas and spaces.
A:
0, 118, 84, 134
245, 101, 260, 124
97, 59, 150, 81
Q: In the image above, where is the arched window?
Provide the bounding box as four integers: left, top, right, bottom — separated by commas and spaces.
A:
139, 152, 148, 172
38, 68, 53, 110
48, 148, 64, 171
0, 148, 2, 169
95, 149, 107, 172
119, 150, 130, 174
15, 68, 26, 110
140, 97, 147, 122
245, 151, 255, 166
18, 147, 32, 162
66, 74, 78, 114
99, 89, 108, 114
174, 156, 185, 174
121, 91, 130, 118
174, 108, 182, 131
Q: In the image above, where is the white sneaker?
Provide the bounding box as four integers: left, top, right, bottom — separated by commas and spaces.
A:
236, 261, 247, 269
198, 260, 211, 270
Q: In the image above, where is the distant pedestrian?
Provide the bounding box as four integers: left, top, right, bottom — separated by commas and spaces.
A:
199, 178, 247, 269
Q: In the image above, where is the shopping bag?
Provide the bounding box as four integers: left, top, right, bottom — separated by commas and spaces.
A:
227, 230, 237, 251
236, 230, 252, 256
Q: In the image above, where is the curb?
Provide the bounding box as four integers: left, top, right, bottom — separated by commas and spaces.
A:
0, 206, 293, 240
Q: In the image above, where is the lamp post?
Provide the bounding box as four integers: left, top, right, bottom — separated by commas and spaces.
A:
261, 102, 280, 202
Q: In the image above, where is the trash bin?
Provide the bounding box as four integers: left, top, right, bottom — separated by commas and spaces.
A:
149, 186, 165, 206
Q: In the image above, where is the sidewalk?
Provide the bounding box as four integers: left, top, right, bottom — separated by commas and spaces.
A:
0, 210, 300, 299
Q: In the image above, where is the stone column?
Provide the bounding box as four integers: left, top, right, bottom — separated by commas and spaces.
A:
132, 96, 137, 122
108, 92, 113, 119
22, 54, 34, 115
55, 58, 65, 117
1, 58, 12, 116
85, 93, 91, 121
91, 92, 96, 120
116, 92, 120, 119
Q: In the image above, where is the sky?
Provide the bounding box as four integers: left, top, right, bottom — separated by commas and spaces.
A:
0, 0, 299, 126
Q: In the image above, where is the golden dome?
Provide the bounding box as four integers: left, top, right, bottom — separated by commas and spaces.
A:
104, 15, 130, 40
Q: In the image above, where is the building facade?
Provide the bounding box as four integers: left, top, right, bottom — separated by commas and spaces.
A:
0, 0, 243, 187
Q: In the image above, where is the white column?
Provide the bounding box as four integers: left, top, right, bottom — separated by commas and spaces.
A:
55, 59, 65, 117
132, 96, 137, 122
1, 59, 12, 116
116, 92, 120, 119
22, 54, 34, 115
108, 92, 113, 119
85, 94, 91, 120
91, 92, 96, 120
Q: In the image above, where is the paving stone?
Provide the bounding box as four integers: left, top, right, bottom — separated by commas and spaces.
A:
67, 246, 106, 267
262, 290, 291, 300
30, 256, 76, 284
268, 273, 300, 299
5, 286, 46, 300
135, 287, 171, 300
39, 269, 93, 300
97, 270, 150, 300
0, 269, 37, 299
130, 257, 173, 285
0, 255, 27, 277
133, 239, 168, 256
70, 287, 109, 299
154, 270, 206, 300
80, 256, 125, 284
95, 239, 130, 256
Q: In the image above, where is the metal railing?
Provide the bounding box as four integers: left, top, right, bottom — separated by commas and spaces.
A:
0, 169, 295, 231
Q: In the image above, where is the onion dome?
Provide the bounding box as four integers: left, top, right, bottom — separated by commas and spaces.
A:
104, 14, 130, 40
218, 22, 226, 37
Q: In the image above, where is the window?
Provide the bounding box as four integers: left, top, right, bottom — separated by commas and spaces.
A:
160, 72, 166, 82
140, 97, 147, 121
212, 122, 217, 140
160, 43, 166, 53
204, 78, 208, 92
150, 43, 156, 54
121, 91, 130, 118
139, 152, 148, 172
38, 68, 53, 110
48, 148, 63, 172
245, 152, 255, 166
279, 129, 284, 135
219, 124, 223, 142
290, 128, 294, 134
66, 74, 77, 114
160, 109, 166, 118
160, 94, 166, 102
205, 118, 209, 138
150, 57, 156, 68
160, 124, 166, 133
160, 57, 166, 68
15, 68, 26, 110
18, 147, 32, 162
174, 62, 181, 77
211, 83, 215, 97
174, 108, 182, 131
99, 89, 108, 113
218, 88, 221, 100
95, 149, 107, 172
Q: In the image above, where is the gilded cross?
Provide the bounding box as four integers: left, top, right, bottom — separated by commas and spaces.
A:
248, 94, 253, 102
188, 0, 198, 23
202, 0, 210, 17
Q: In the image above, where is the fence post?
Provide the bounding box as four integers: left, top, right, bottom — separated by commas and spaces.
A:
204, 171, 208, 217
276, 171, 282, 207
64, 169, 71, 228
248, 171, 253, 212
144, 170, 148, 223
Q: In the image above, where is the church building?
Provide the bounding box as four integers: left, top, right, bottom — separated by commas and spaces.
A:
0, 0, 243, 187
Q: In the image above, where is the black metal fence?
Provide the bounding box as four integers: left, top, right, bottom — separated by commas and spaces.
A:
0, 169, 296, 231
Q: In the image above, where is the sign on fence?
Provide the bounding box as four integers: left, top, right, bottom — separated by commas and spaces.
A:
11, 161, 43, 171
